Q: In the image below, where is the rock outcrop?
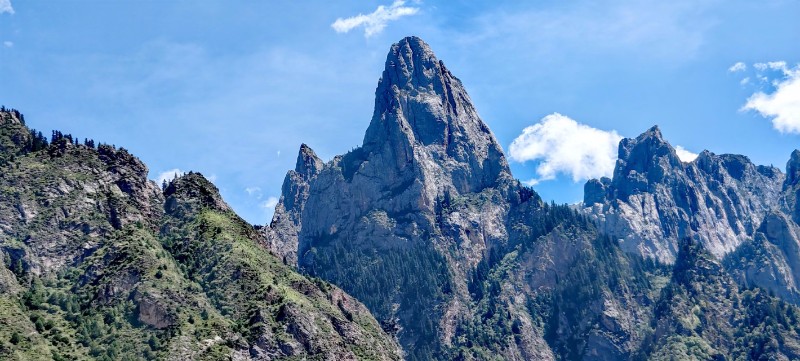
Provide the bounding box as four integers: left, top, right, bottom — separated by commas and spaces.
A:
583, 126, 783, 263
264, 144, 323, 266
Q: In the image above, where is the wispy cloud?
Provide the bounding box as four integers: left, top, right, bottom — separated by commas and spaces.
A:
331, 1, 419, 37
675, 145, 698, 162
156, 168, 185, 185
3, 41, 12, 48
741, 62, 800, 134
728, 62, 746, 73
754, 61, 787, 72
245, 186, 263, 199
509, 113, 622, 185
0, 0, 13, 15
260, 196, 279, 210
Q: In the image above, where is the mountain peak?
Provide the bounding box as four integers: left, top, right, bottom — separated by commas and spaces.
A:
0, 108, 24, 126
379, 36, 438, 91
364, 35, 483, 149
642, 125, 663, 139
361, 36, 510, 193
614, 125, 682, 184
295, 143, 323, 179
786, 149, 800, 185
163, 172, 231, 215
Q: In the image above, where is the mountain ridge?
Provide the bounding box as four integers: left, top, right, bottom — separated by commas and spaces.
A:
266, 36, 800, 360
5, 35, 800, 361
0, 108, 401, 360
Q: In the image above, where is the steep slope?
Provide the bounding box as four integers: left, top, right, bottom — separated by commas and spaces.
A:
265, 36, 643, 360
644, 238, 800, 360
583, 126, 784, 263
161, 173, 401, 360
723, 152, 800, 304
0, 108, 401, 360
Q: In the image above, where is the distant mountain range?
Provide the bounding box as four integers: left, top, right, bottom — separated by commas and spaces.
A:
3, 36, 800, 360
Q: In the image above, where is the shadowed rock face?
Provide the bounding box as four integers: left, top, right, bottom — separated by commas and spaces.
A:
583, 126, 784, 263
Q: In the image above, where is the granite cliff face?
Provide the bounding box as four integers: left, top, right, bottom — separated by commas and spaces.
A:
581, 125, 800, 306
583, 126, 784, 263
263, 144, 323, 266
0, 109, 401, 360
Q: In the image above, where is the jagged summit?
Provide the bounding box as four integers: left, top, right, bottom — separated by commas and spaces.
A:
786, 149, 800, 186
360, 36, 510, 194
585, 125, 785, 263
268, 37, 525, 356
375, 36, 438, 93
295, 143, 323, 178
614, 124, 682, 194
643, 124, 663, 138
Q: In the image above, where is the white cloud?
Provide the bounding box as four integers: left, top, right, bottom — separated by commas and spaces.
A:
331, 0, 419, 37
740, 77, 750, 86
674, 145, 698, 162
3, 41, 12, 48
0, 0, 13, 14
260, 196, 279, 210
509, 113, 623, 185
742, 62, 800, 134
156, 168, 185, 185
754, 61, 787, 72
245, 186, 263, 198
728, 62, 746, 73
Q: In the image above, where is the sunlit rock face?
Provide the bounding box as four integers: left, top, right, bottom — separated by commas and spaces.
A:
584, 126, 783, 263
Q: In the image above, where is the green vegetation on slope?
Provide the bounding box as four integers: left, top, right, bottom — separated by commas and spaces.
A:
0, 109, 400, 360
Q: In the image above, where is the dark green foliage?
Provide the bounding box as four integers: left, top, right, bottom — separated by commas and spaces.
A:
9, 332, 22, 345
305, 240, 452, 360
26, 129, 48, 152
641, 239, 800, 361
544, 232, 660, 360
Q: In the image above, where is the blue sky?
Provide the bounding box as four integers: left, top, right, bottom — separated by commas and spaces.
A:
1, 0, 798, 224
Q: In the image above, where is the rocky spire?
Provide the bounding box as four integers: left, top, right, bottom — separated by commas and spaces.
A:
295, 143, 323, 179
361, 36, 510, 193
612, 125, 683, 199
786, 150, 800, 186
783, 150, 800, 223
